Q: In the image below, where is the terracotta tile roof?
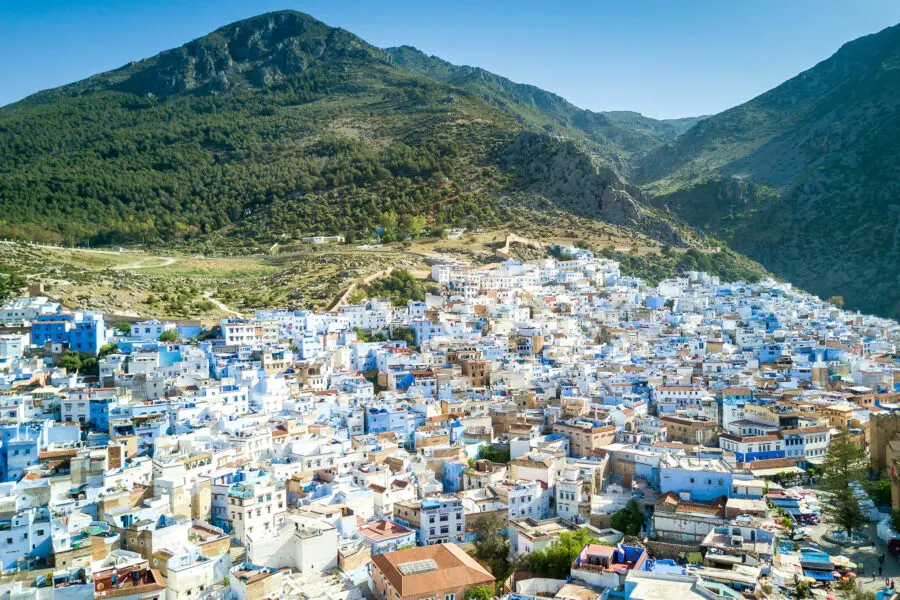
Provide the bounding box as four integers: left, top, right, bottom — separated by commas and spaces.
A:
748, 457, 800, 470
358, 519, 414, 542
39, 448, 77, 459
371, 543, 494, 597
723, 387, 751, 395
780, 425, 828, 435
651, 441, 692, 450
719, 433, 782, 443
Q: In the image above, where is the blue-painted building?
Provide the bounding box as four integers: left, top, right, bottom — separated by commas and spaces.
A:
6, 436, 39, 481
757, 343, 783, 364
69, 313, 107, 355
31, 314, 75, 345
89, 397, 117, 433
660, 456, 733, 502
441, 461, 466, 492
447, 418, 465, 444
719, 433, 785, 463
365, 405, 421, 444
0, 506, 53, 570
30, 312, 107, 355
0, 421, 79, 482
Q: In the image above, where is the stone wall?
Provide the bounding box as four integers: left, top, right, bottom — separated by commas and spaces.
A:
645, 540, 702, 560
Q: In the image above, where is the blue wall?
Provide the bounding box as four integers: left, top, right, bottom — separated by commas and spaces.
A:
660, 466, 733, 502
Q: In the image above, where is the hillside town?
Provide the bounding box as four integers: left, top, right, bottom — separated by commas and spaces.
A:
1, 247, 900, 600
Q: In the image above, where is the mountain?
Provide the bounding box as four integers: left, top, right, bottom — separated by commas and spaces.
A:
385, 45, 700, 162
637, 23, 900, 317
0, 10, 692, 250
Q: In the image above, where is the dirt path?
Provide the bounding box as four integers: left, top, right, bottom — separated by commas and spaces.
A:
327, 268, 431, 312
203, 291, 242, 318
496, 232, 545, 257
112, 256, 177, 270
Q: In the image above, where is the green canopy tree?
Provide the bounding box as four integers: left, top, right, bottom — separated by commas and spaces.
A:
516, 528, 607, 579
159, 329, 181, 342
820, 430, 868, 536
471, 512, 510, 581
611, 499, 645, 536
466, 585, 493, 600
98, 343, 119, 359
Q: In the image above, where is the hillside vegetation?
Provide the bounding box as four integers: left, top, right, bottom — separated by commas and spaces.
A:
3, 9, 895, 316
636, 23, 900, 316
0, 10, 687, 253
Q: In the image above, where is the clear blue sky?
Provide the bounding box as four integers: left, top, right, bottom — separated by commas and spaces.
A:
2, 0, 899, 118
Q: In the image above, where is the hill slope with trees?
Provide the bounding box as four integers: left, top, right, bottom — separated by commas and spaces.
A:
0, 10, 690, 252
636, 23, 900, 316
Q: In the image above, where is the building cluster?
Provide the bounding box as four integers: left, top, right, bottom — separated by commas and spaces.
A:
0, 248, 899, 600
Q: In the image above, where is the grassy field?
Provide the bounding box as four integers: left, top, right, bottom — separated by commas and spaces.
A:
138, 257, 279, 279
0, 244, 423, 319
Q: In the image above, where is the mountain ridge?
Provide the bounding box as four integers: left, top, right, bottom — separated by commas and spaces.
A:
3, 9, 898, 316
636, 20, 900, 317
0, 10, 695, 253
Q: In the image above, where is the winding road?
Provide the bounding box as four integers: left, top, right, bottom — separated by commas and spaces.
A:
203, 291, 242, 318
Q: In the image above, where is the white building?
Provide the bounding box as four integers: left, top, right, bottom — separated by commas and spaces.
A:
129, 320, 177, 341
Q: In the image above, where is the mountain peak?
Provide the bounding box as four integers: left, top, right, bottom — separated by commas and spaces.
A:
114, 10, 382, 97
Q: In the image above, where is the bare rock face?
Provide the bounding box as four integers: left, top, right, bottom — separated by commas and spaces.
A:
501, 132, 684, 243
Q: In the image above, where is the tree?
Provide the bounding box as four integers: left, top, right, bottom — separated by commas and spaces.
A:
611, 499, 645, 536
98, 343, 118, 359
471, 512, 510, 581
820, 430, 868, 536
114, 321, 132, 334
159, 329, 180, 342
408, 215, 427, 238
466, 585, 493, 600
57, 350, 99, 376
58, 350, 83, 373
827, 295, 845, 309
0, 268, 26, 303
379, 212, 399, 234
363, 269, 437, 306
864, 478, 892, 507
516, 529, 606, 579
477, 445, 510, 464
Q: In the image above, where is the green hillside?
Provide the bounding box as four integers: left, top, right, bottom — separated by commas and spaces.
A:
385, 45, 699, 162
0, 10, 704, 252
637, 23, 900, 317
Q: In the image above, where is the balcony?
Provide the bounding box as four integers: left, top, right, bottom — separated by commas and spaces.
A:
94, 567, 165, 599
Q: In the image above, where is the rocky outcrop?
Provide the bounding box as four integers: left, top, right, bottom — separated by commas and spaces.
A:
500, 132, 685, 244
118, 11, 380, 97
